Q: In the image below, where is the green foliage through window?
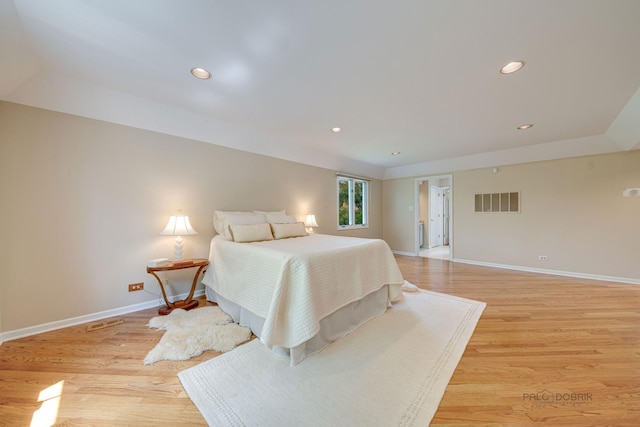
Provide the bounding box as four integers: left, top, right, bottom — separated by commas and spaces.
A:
337, 177, 368, 228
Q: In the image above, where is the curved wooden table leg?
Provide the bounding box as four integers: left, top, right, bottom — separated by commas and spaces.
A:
146, 260, 208, 315
162, 264, 207, 314
147, 270, 175, 314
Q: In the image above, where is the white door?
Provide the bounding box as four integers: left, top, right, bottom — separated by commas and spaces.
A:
429, 185, 443, 248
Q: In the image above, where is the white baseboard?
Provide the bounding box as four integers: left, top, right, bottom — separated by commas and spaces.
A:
0, 289, 206, 345
453, 258, 640, 285
392, 250, 417, 257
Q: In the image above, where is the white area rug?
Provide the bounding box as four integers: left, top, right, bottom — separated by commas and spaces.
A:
178, 290, 486, 426
144, 306, 252, 365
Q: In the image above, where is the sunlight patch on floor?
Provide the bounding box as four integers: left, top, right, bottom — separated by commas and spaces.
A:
30, 380, 64, 427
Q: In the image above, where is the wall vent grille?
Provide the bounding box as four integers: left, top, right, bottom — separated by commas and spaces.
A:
474, 192, 520, 213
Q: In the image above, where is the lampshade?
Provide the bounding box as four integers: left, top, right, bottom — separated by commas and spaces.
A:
304, 214, 319, 234
160, 212, 198, 260
160, 214, 198, 236
304, 214, 319, 228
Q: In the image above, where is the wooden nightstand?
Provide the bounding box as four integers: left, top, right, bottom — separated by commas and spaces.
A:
146, 258, 209, 315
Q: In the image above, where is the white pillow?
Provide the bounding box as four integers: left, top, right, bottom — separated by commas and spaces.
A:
213, 211, 254, 235
229, 223, 274, 243
270, 222, 308, 239
221, 213, 267, 240
253, 210, 297, 224
253, 209, 285, 216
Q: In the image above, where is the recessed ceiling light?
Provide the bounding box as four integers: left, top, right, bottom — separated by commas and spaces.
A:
331, 127, 341, 133
191, 67, 211, 79
391, 151, 400, 155
500, 61, 525, 74
517, 123, 533, 130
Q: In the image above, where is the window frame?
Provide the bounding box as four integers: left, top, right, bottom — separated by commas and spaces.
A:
337, 175, 369, 230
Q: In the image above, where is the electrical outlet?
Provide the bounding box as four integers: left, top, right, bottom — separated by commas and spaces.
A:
128, 282, 144, 292
538, 255, 548, 261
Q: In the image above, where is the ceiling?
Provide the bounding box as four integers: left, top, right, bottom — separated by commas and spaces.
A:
2, 0, 639, 179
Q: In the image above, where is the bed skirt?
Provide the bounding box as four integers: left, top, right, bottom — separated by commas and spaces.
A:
205, 285, 390, 366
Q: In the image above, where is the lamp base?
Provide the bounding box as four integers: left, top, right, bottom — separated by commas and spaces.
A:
158, 299, 199, 315
173, 236, 184, 261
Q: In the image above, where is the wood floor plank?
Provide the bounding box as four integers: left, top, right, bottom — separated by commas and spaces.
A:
1, 256, 638, 425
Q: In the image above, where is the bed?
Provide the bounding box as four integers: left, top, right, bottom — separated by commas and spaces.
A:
202, 210, 404, 365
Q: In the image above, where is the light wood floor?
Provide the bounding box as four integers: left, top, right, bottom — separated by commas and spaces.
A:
1, 256, 639, 426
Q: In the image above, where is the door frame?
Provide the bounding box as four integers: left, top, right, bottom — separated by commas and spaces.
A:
414, 174, 453, 259
428, 184, 444, 248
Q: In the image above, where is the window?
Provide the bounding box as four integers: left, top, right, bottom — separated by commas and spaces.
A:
337, 176, 368, 229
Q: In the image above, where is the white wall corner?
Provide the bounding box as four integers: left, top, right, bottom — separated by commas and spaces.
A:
605, 86, 640, 151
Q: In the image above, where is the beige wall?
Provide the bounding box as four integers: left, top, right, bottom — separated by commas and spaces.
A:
0, 102, 382, 332
2, 100, 637, 334
453, 152, 640, 280
382, 178, 415, 253
383, 151, 640, 281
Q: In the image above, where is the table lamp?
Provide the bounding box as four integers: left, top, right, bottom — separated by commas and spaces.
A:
160, 211, 198, 260
304, 214, 319, 234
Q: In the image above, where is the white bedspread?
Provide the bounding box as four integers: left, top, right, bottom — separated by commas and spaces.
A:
202, 234, 403, 350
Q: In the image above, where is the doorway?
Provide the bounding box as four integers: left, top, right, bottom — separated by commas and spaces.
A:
415, 175, 452, 260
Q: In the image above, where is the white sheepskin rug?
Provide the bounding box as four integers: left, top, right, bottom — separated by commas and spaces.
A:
401, 280, 419, 292
144, 306, 252, 365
